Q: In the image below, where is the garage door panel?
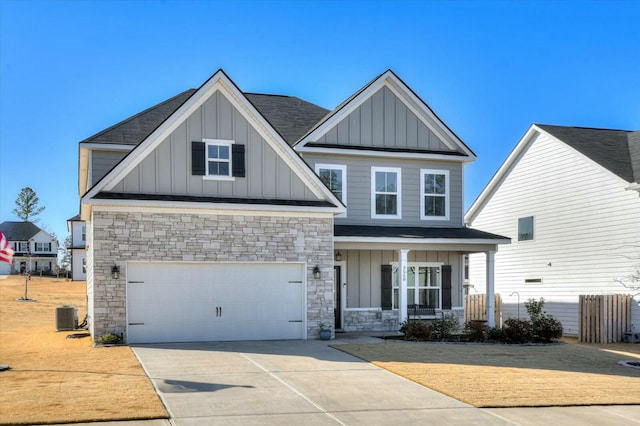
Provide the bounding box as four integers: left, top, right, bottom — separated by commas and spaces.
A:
127, 262, 305, 343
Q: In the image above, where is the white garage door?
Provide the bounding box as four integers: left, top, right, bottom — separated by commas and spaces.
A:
127, 262, 305, 343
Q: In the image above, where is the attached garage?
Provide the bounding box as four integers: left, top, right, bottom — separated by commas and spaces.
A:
126, 262, 306, 343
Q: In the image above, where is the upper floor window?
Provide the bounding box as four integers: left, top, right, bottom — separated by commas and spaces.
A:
518, 216, 534, 241
205, 139, 233, 178
421, 169, 449, 220
81, 225, 86, 242
316, 164, 347, 217
372, 167, 401, 219
14, 242, 28, 252
34, 242, 51, 252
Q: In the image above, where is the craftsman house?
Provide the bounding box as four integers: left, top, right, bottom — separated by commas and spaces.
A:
465, 124, 640, 335
0, 221, 58, 275
78, 69, 508, 343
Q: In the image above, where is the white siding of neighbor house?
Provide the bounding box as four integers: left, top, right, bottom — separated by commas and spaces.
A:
468, 132, 640, 335
303, 153, 464, 227
316, 86, 452, 152
111, 91, 317, 201
71, 221, 85, 248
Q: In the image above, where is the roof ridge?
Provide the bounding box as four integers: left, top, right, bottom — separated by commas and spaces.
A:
80, 88, 197, 144
536, 123, 633, 133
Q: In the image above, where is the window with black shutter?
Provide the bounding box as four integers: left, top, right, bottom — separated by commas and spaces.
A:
441, 265, 452, 310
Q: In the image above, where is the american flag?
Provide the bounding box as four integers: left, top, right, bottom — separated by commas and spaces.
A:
0, 231, 14, 265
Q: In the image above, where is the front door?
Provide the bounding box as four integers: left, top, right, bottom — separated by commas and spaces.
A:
334, 265, 342, 330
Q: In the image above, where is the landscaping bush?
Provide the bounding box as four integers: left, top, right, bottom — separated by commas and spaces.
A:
96, 332, 122, 345
464, 320, 490, 342
487, 326, 505, 342
432, 314, 461, 340
532, 315, 563, 342
399, 321, 433, 341
502, 318, 534, 343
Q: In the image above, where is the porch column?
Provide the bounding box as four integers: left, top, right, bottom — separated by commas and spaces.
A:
485, 250, 496, 327
399, 249, 410, 323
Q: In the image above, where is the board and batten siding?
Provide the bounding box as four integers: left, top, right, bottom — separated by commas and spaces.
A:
468, 131, 640, 335
91, 151, 128, 188
111, 91, 317, 201
316, 86, 452, 152
304, 153, 463, 227
344, 249, 463, 309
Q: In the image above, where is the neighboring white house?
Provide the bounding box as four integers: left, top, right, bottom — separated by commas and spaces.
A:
465, 124, 640, 335
0, 221, 59, 275
66, 215, 86, 281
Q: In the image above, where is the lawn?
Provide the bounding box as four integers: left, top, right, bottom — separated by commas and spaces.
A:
0, 275, 168, 425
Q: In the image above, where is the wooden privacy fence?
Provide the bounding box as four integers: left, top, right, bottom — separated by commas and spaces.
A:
579, 294, 632, 343
465, 293, 501, 326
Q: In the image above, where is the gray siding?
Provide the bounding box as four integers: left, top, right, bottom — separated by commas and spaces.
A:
112, 91, 318, 201
91, 151, 128, 187
317, 86, 452, 152
304, 154, 463, 226
344, 250, 463, 309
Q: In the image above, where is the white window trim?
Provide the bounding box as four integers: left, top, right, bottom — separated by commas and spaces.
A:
420, 169, 450, 221
315, 163, 347, 218
203, 138, 235, 181
391, 262, 444, 310
371, 166, 402, 219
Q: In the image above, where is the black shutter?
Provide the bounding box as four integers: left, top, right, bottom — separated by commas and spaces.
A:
48, 243, 51, 251
442, 265, 452, 310
381, 264, 393, 311
232, 144, 246, 177
191, 141, 205, 175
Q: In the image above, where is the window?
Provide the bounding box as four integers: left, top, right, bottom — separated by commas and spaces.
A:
392, 263, 442, 309
205, 139, 233, 178
316, 164, 347, 217
82, 258, 86, 273
372, 167, 401, 218
518, 216, 534, 241
15, 242, 28, 252
421, 169, 449, 220
81, 225, 86, 242
35, 242, 51, 252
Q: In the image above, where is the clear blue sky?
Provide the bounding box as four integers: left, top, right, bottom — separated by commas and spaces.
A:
1, 0, 638, 243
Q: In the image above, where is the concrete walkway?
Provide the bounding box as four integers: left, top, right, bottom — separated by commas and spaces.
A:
44, 336, 640, 425
124, 337, 640, 425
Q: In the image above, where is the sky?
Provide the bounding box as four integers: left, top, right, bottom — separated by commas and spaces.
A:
1, 0, 639, 245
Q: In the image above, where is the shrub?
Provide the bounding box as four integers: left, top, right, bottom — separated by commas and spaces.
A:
465, 320, 490, 342
532, 316, 563, 342
502, 318, 534, 343
524, 298, 545, 323
96, 332, 122, 345
432, 314, 461, 340
399, 321, 433, 341
487, 326, 505, 342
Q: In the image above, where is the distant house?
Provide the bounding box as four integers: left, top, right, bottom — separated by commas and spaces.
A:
77, 69, 508, 344
465, 124, 640, 335
66, 215, 86, 280
0, 221, 59, 275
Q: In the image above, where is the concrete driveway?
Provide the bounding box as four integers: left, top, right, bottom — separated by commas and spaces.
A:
132, 337, 509, 425
132, 338, 640, 425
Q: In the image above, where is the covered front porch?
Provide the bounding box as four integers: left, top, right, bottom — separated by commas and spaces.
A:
332, 225, 510, 333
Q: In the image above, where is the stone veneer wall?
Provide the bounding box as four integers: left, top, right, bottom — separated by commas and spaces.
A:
89, 210, 334, 342
343, 309, 465, 332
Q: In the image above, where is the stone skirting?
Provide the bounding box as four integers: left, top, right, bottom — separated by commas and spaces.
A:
88, 210, 334, 342
343, 310, 400, 332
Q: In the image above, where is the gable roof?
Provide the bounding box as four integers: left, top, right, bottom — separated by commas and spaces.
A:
0, 221, 42, 241
294, 69, 476, 160
244, 93, 329, 145
466, 123, 640, 223
81, 89, 197, 146
80, 69, 344, 219
537, 124, 638, 183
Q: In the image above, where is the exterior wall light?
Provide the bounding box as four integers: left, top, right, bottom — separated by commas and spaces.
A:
335, 251, 342, 261
313, 265, 321, 279
111, 265, 120, 279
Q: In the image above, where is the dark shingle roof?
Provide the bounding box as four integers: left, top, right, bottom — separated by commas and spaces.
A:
245, 93, 329, 145
537, 124, 640, 183
80, 90, 329, 147
81, 89, 197, 145
0, 221, 42, 241
335, 225, 509, 241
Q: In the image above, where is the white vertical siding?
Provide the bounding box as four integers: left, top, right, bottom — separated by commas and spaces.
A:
468, 132, 640, 335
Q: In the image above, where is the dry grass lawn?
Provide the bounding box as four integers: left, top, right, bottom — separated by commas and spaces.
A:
0, 275, 168, 425
335, 339, 640, 408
